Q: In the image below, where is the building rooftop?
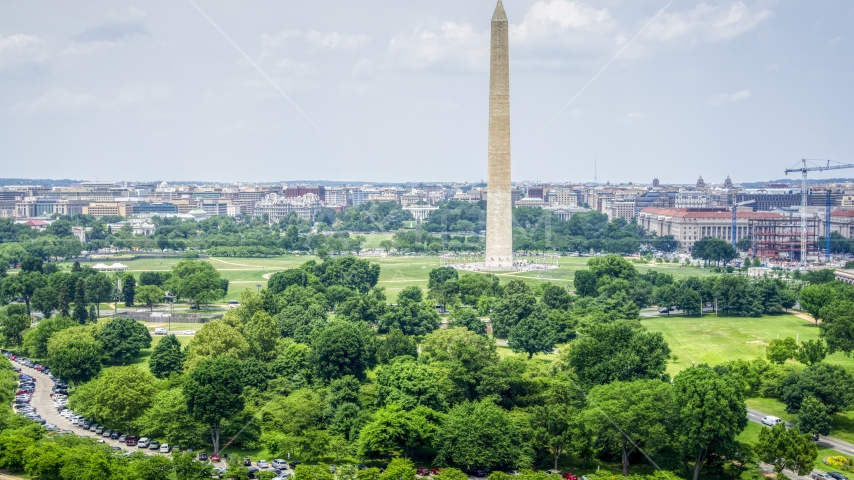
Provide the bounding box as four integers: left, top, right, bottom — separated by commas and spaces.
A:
639, 207, 783, 219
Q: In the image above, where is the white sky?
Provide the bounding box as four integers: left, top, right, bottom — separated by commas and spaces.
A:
1, 1, 852, 184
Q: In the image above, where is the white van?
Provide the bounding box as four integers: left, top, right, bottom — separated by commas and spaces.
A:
154, 328, 167, 335
761, 415, 783, 427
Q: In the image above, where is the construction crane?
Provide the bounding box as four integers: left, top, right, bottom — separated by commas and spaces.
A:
784, 159, 854, 265
732, 200, 755, 251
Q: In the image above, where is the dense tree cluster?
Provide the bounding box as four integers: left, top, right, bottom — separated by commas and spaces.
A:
0, 254, 835, 479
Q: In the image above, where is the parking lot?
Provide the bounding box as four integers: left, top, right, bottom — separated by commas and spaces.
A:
9, 357, 303, 478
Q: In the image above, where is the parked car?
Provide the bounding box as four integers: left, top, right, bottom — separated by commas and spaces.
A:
118, 434, 127, 442
126, 436, 137, 446
761, 416, 783, 427
103, 429, 113, 437
183, 330, 195, 335
258, 460, 270, 469
272, 460, 288, 470
137, 437, 150, 448
562, 473, 579, 480
95, 426, 105, 434
211, 453, 221, 462
149, 440, 160, 450
417, 468, 431, 476
111, 431, 121, 440
160, 443, 170, 453
198, 452, 208, 461
813, 473, 834, 480
243, 457, 251, 466
828, 473, 849, 480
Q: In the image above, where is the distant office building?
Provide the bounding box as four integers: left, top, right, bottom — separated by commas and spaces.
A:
285, 185, 326, 202
352, 188, 380, 206
515, 197, 546, 207
638, 207, 783, 252
652, 178, 660, 188
675, 191, 711, 208
196, 200, 229, 217
526, 185, 545, 199
83, 202, 134, 218
547, 189, 578, 207
254, 193, 323, 222
606, 200, 637, 220
736, 189, 801, 211
135, 202, 179, 215
325, 187, 347, 206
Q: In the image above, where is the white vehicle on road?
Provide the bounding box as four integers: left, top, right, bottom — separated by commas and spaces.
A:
154, 328, 167, 335
761, 415, 783, 427
182, 330, 195, 335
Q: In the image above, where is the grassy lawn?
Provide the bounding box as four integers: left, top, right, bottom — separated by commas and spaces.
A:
642, 313, 854, 375
68, 253, 720, 304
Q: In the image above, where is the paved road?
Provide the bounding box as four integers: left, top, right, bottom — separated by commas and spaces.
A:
17, 363, 148, 453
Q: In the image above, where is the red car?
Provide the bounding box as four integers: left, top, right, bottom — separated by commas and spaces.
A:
211, 453, 221, 462
126, 436, 137, 446
417, 469, 431, 476
430, 469, 443, 476
562, 473, 578, 480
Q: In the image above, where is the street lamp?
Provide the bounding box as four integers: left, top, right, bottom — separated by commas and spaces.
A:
256, 284, 261, 294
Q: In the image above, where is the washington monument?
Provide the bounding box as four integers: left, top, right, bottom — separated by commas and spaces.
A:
485, 0, 513, 269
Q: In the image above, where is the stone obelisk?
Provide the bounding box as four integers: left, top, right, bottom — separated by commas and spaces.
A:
485, 0, 512, 269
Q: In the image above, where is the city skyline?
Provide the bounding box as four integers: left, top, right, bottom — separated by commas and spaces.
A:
1, 1, 852, 183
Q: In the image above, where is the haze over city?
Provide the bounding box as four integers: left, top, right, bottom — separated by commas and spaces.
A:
2, 1, 852, 183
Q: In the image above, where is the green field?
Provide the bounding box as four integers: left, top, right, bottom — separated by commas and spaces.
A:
642, 313, 854, 375
69, 254, 717, 303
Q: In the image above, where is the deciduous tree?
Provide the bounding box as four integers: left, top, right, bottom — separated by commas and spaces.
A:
149, 334, 185, 379
183, 356, 245, 454
674, 366, 747, 480
562, 321, 670, 388
313, 321, 370, 382
508, 307, 557, 359
134, 285, 164, 312
47, 327, 103, 385
97, 317, 152, 364
434, 400, 518, 470
584, 380, 674, 476
755, 423, 817, 479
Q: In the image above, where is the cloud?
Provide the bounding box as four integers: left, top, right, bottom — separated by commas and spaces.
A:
388, 22, 488, 70
261, 30, 303, 47
511, 0, 615, 46
708, 89, 751, 106
72, 20, 149, 43
644, 2, 771, 44
306, 31, 369, 50
262, 29, 368, 50
387, 1, 613, 71
0, 33, 50, 71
